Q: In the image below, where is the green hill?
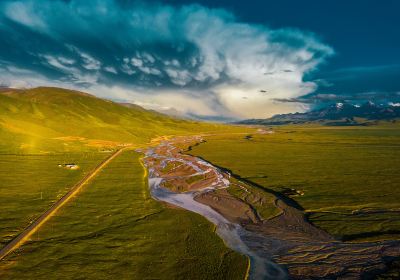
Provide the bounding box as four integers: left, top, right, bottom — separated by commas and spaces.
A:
0, 87, 223, 153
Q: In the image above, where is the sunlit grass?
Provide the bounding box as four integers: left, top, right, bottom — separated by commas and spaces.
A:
0, 150, 247, 279
0, 87, 249, 154
0, 153, 108, 247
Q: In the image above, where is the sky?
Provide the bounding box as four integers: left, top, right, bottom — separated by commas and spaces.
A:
0, 0, 399, 120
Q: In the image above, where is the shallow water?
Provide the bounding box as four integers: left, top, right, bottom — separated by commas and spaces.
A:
147, 171, 287, 279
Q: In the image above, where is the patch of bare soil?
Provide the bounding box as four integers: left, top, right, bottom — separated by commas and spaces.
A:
195, 189, 259, 224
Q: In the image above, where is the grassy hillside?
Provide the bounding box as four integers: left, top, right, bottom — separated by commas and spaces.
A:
0, 87, 225, 153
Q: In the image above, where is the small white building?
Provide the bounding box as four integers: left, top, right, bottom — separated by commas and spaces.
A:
58, 163, 79, 170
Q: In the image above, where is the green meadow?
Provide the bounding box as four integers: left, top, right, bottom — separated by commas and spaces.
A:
0, 150, 247, 279
0, 87, 250, 279
3, 86, 399, 278
189, 125, 400, 241
0, 153, 107, 247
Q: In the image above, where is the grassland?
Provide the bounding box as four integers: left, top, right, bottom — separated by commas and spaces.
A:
0, 87, 252, 279
0, 153, 108, 247
189, 124, 400, 241
1, 86, 399, 278
0, 150, 247, 279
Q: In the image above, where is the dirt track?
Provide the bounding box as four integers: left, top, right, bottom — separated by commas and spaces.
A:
0, 147, 129, 261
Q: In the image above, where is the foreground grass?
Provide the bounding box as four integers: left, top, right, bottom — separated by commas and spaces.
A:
0, 153, 107, 247
189, 125, 400, 240
0, 150, 247, 279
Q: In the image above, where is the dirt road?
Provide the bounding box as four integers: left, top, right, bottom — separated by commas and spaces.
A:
0, 147, 129, 261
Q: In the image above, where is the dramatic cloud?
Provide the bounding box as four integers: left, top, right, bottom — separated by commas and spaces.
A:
0, 0, 334, 119
274, 91, 400, 110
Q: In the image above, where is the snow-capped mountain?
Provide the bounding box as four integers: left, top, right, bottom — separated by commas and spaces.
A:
236, 101, 400, 126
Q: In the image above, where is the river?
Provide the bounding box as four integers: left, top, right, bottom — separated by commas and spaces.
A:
144, 142, 287, 280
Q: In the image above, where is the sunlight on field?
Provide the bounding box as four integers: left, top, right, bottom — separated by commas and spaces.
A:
0, 150, 247, 279
0, 88, 249, 154
0, 153, 107, 247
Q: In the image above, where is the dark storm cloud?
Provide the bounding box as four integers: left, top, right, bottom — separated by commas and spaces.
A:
274, 91, 400, 108
0, 0, 333, 118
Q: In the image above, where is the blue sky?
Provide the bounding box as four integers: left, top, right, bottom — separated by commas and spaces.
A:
0, 0, 399, 119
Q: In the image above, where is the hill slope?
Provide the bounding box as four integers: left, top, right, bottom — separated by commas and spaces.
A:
0, 87, 222, 153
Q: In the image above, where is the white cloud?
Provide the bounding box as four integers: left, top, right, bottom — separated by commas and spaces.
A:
64, 45, 101, 71
4, 1, 46, 31
104, 66, 117, 74
90, 84, 222, 117
142, 53, 156, 64
165, 68, 192, 86
0, 0, 334, 119
120, 60, 136, 75
0, 65, 71, 89
138, 66, 162, 76
215, 82, 313, 118
131, 58, 143, 67
42, 55, 71, 72
40, 54, 99, 85
80, 52, 101, 70
58, 57, 75, 65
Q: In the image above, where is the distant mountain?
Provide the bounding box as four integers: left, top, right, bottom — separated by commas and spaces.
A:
236, 102, 400, 126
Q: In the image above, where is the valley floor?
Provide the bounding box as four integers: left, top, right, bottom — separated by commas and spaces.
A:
0, 149, 247, 279
1, 124, 400, 279
142, 135, 400, 279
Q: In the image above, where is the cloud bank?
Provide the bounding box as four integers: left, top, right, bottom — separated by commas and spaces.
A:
0, 0, 333, 119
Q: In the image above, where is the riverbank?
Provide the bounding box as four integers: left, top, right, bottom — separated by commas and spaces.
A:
142, 136, 400, 279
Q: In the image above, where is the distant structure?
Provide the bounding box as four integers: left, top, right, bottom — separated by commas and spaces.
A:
257, 128, 274, 134
58, 163, 79, 170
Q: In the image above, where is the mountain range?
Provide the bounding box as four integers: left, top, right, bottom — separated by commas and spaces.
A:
236, 101, 400, 126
